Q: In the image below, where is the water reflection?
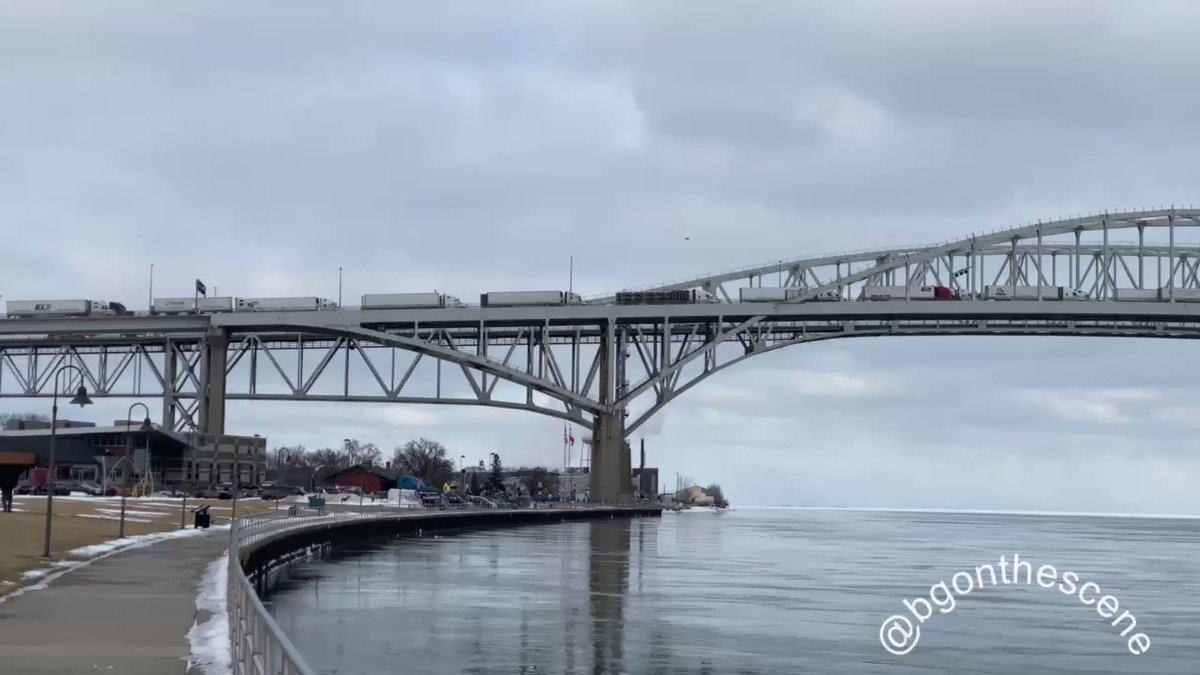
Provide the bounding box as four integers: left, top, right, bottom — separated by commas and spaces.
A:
267, 511, 1200, 674
590, 518, 630, 674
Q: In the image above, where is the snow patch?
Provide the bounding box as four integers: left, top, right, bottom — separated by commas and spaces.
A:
1, 525, 228, 606
77, 513, 154, 523
94, 507, 171, 518
67, 526, 223, 558
186, 552, 232, 675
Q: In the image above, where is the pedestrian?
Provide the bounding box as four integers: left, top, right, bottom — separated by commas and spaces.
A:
1, 485, 13, 513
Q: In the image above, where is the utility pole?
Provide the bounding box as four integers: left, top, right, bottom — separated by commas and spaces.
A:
338, 267, 343, 306
148, 264, 154, 310
569, 256, 574, 295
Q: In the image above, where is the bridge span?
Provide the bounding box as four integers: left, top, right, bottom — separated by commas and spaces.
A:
3, 208, 1200, 502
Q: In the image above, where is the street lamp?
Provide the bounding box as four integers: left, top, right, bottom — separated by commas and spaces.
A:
120, 402, 153, 538
42, 365, 92, 558
459, 454, 465, 494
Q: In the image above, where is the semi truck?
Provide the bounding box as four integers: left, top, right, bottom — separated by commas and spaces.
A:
1113, 287, 1200, 302
615, 289, 717, 304
860, 286, 958, 301
6, 300, 128, 318
235, 297, 339, 311
981, 285, 1089, 300
151, 297, 235, 314
360, 293, 464, 309
480, 291, 582, 307
739, 287, 840, 302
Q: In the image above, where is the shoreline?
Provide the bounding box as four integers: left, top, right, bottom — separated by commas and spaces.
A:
732, 505, 1200, 519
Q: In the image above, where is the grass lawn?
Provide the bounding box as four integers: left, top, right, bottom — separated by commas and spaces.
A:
0, 495, 280, 596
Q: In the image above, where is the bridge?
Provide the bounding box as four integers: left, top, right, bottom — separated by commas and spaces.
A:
3, 208, 1200, 502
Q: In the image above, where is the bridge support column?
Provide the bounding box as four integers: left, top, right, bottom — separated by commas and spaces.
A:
590, 322, 632, 505
161, 339, 177, 431
590, 411, 631, 504
198, 329, 228, 437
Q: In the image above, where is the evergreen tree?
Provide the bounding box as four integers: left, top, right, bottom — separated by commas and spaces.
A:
488, 453, 504, 491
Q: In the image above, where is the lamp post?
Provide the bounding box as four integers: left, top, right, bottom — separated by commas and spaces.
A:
231, 437, 240, 525
121, 402, 153, 539
42, 365, 93, 559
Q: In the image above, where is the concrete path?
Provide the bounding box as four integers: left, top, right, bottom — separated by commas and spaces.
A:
0, 529, 227, 675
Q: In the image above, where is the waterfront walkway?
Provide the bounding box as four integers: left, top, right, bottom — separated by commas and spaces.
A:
0, 529, 226, 675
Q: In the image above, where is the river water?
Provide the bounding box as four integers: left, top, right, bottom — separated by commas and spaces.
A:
264, 508, 1199, 674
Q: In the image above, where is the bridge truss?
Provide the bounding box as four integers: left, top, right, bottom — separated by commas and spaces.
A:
2, 208, 1200, 501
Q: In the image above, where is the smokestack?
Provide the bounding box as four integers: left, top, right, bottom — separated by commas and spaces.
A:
640, 438, 645, 470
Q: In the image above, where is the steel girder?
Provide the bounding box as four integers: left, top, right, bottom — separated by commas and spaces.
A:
4, 307, 1200, 435
4, 208, 1200, 437
600, 209, 1200, 304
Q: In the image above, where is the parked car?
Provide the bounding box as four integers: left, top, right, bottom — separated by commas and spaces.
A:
14, 481, 33, 495
34, 481, 72, 496
260, 484, 306, 500
195, 484, 233, 500
155, 488, 190, 498
72, 481, 105, 496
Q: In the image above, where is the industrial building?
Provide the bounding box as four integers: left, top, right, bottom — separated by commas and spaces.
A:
0, 418, 266, 492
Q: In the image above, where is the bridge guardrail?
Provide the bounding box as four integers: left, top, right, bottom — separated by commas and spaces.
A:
225, 501, 583, 675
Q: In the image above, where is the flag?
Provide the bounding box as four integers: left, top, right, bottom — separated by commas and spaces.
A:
569, 432, 575, 446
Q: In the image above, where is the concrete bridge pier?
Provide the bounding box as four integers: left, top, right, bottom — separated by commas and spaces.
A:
590, 323, 632, 505
198, 328, 228, 437
590, 411, 631, 505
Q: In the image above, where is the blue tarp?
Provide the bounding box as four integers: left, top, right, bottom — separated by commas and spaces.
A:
395, 475, 424, 491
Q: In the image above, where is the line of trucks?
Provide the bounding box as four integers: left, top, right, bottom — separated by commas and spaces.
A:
5, 285, 1200, 318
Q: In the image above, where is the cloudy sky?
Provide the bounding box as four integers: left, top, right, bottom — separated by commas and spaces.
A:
4, 2, 1200, 512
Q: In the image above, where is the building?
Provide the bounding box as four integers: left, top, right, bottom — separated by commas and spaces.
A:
560, 467, 590, 501
0, 420, 266, 492
325, 464, 397, 495
631, 467, 659, 500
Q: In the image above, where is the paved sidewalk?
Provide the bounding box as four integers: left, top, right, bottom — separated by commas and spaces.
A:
0, 529, 227, 675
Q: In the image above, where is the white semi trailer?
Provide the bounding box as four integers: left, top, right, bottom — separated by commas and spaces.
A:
361, 293, 464, 309
5, 299, 125, 317
861, 285, 958, 300
982, 285, 1088, 300
1114, 288, 1200, 302
151, 297, 235, 314
739, 287, 839, 302
480, 291, 582, 307
235, 297, 339, 311
1113, 289, 1161, 302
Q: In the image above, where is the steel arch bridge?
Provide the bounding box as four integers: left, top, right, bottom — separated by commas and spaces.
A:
3, 207, 1200, 501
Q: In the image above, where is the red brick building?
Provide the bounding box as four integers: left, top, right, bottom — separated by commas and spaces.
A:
326, 465, 396, 495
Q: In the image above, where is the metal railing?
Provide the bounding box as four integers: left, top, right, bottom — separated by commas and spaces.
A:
227, 506, 447, 675
225, 501, 580, 674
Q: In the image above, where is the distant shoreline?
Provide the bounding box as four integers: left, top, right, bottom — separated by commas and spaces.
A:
730, 505, 1200, 520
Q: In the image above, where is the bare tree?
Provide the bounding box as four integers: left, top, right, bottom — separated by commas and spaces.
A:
706, 484, 729, 508
393, 438, 454, 485
0, 412, 49, 431
357, 442, 382, 467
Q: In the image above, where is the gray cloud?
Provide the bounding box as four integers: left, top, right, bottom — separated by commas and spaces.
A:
3, 1, 1200, 512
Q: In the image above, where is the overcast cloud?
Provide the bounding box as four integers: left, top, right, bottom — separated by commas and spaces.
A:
4, 1, 1200, 512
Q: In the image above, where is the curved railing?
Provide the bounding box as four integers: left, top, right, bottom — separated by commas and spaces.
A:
227, 505, 478, 674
